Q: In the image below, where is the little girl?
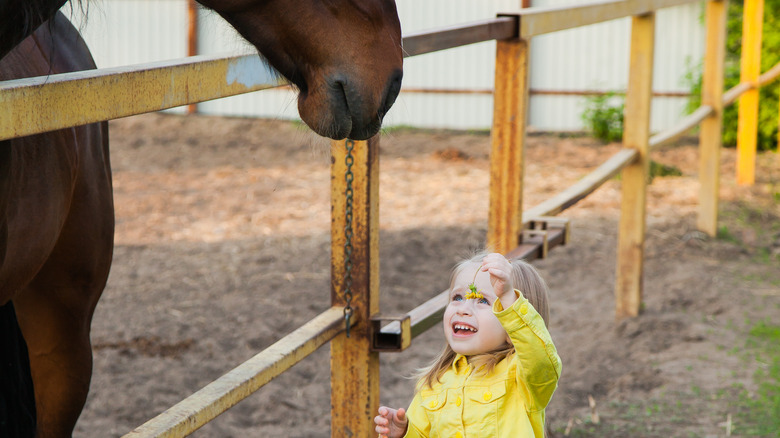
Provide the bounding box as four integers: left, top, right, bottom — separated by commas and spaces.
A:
375, 252, 561, 438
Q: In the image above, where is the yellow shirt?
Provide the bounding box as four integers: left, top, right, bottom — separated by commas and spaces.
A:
403, 292, 562, 438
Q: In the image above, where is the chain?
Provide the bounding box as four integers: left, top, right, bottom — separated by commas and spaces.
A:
342, 139, 355, 337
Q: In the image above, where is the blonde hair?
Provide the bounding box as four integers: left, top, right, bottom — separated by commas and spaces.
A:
417, 252, 551, 389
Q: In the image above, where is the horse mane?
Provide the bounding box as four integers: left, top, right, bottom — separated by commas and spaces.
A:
0, 0, 86, 59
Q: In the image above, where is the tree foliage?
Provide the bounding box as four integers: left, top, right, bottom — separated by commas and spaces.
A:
686, 0, 780, 151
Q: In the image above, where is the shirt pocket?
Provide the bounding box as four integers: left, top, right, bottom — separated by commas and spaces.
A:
464, 381, 508, 435
419, 389, 448, 435
466, 380, 507, 404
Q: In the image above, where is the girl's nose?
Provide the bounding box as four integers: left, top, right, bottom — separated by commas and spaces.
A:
456, 302, 474, 315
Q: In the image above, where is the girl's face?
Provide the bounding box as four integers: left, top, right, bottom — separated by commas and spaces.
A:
443, 264, 509, 356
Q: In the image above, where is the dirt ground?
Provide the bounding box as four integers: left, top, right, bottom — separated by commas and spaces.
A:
72, 113, 780, 437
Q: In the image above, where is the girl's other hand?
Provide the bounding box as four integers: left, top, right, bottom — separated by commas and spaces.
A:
374, 406, 408, 438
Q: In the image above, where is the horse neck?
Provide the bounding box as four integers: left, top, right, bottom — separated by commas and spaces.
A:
0, 0, 70, 60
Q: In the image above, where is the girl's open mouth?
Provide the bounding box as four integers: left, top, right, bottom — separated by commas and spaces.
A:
452, 323, 477, 335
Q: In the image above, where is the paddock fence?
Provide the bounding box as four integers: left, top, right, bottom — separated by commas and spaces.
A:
1, 0, 775, 436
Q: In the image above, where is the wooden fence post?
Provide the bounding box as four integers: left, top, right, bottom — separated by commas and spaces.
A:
736, 0, 764, 186
487, 27, 528, 254
615, 13, 654, 319
698, 0, 728, 236
330, 137, 380, 437
187, 0, 198, 115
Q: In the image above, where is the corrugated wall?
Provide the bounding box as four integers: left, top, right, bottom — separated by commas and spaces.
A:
63, 0, 704, 132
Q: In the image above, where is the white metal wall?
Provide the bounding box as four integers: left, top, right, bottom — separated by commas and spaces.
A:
63, 0, 704, 132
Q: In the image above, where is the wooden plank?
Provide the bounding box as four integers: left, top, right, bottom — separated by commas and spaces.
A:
330, 137, 380, 438
0, 54, 285, 141
123, 307, 350, 438
720, 58, 780, 107
523, 148, 638, 222
649, 105, 714, 149
516, 0, 701, 38
401, 17, 516, 57
615, 13, 655, 319
736, 0, 764, 186
698, 0, 728, 236
487, 37, 529, 254
723, 81, 753, 107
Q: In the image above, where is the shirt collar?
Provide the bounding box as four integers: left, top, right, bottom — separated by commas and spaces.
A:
451, 354, 471, 374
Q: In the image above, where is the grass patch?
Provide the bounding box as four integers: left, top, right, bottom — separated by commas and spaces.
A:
556, 324, 780, 438
731, 320, 780, 436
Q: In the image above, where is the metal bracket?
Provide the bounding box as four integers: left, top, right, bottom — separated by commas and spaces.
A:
370, 314, 411, 352
508, 216, 571, 261
528, 216, 571, 245
522, 229, 549, 258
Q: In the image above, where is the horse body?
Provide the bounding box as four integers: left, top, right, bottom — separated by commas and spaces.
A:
0, 12, 113, 438
1, 1, 402, 436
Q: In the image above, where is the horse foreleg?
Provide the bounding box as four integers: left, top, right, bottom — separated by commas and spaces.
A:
13, 283, 98, 438
12, 160, 112, 438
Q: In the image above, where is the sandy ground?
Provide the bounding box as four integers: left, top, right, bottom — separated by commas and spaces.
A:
72, 113, 780, 437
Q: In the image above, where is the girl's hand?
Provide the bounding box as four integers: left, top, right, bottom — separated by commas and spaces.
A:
481, 253, 516, 308
374, 406, 408, 438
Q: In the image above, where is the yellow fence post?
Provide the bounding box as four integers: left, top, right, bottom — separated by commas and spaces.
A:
698, 0, 728, 236
487, 21, 528, 254
330, 137, 380, 438
736, 0, 764, 186
616, 13, 654, 319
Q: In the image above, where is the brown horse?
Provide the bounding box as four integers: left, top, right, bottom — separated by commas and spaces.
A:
0, 1, 402, 436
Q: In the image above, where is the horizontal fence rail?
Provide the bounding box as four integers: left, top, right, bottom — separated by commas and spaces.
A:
123, 307, 355, 438
402, 17, 516, 56
517, 0, 702, 38
0, 54, 286, 142
650, 59, 780, 149
0, 18, 515, 142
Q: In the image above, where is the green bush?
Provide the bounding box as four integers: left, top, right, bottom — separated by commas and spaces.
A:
686, 0, 780, 151
581, 92, 624, 143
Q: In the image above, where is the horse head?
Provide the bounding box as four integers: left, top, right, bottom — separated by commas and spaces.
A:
200, 0, 404, 140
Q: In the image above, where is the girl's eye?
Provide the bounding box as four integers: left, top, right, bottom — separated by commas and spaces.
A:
478, 297, 490, 305
452, 294, 463, 302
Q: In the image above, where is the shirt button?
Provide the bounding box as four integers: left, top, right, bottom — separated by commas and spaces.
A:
429, 400, 437, 408
520, 303, 529, 315
455, 432, 463, 438
483, 391, 492, 401
455, 396, 462, 407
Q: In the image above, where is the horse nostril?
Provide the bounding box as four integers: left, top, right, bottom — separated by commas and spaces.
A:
379, 69, 403, 118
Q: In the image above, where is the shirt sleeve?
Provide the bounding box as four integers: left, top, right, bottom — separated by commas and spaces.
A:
493, 290, 562, 412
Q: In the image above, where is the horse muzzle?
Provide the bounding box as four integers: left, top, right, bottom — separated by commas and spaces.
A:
298, 69, 403, 141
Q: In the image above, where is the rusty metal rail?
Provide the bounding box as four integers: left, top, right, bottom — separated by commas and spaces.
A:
0, 54, 286, 142
402, 17, 516, 56
0, 17, 518, 143
123, 307, 354, 438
